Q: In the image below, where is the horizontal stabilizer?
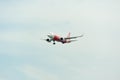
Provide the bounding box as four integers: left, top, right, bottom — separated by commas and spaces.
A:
70, 40, 77, 42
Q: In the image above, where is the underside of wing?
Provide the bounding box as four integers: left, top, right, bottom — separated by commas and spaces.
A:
70, 40, 77, 42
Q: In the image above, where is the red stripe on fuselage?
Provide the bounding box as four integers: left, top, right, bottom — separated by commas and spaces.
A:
53, 35, 60, 41
53, 35, 68, 43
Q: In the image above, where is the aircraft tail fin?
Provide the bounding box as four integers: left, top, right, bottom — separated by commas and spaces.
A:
67, 32, 70, 38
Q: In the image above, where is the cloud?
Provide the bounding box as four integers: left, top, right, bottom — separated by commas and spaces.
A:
19, 65, 59, 80
0, 0, 120, 80
0, 30, 39, 43
1, 0, 119, 24
0, 77, 7, 80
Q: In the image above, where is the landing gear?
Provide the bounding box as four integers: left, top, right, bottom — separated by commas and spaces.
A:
53, 42, 55, 45
53, 41, 55, 45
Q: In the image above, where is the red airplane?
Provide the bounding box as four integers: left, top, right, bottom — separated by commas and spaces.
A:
44, 32, 83, 45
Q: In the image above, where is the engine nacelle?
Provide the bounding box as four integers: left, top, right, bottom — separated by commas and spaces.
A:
46, 39, 51, 42
60, 37, 64, 41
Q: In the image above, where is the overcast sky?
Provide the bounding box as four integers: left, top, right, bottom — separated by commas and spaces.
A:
0, 0, 120, 80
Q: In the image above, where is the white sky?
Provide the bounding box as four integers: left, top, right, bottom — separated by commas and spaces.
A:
0, 0, 120, 80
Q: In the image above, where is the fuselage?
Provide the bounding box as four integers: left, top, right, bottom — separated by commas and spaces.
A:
47, 34, 69, 43
45, 32, 83, 45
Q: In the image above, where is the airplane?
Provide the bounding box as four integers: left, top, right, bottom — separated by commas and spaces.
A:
43, 32, 83, 45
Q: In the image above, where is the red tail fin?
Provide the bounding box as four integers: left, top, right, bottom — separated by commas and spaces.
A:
67, 32, 70, 38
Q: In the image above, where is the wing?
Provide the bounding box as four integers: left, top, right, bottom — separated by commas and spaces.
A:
40, 38, 53, 42
70, 40, 77, 42
65, 34, 84, 39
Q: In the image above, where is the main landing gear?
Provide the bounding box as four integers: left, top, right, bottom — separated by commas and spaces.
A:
53, 41, 55, 45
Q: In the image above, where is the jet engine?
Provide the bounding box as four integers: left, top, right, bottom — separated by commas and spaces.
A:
60, 37, 64, 41
46, 39, 51, 42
